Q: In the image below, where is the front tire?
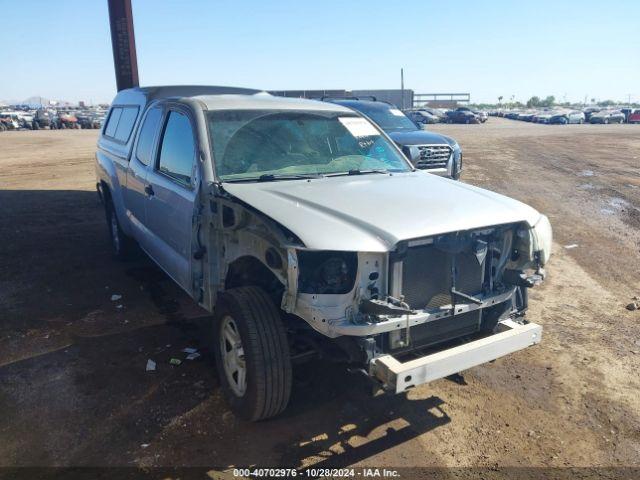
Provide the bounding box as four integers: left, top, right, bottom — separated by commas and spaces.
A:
213, 287, 292, 421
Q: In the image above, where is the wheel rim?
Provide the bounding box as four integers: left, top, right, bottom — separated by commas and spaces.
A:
220, 315, 247, 397
110, 211, 121, 253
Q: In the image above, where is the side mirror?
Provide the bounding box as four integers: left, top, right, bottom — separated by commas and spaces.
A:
402, 145, 421, 163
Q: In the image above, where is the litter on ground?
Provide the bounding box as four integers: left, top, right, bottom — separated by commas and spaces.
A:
145, 359, 156, 372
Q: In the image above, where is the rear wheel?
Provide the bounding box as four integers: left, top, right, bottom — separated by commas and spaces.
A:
212, 287, 292, 421
105, 199, 135, 260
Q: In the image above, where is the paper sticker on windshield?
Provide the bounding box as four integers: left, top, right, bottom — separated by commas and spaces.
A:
389, 109, 405, 116
338, 117, 380, 137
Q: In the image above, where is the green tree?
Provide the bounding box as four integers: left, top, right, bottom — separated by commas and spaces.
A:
526, 96, 541, 108
541, 96, 555, 107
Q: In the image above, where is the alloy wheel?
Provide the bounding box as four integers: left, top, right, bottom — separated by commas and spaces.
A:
220, 315, 247, 397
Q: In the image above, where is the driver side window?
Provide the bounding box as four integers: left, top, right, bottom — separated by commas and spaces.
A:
157, 111, 196, 188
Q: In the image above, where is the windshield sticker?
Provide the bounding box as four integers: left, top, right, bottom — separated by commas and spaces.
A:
338, 117, 380, 137
389, 109, 405, 117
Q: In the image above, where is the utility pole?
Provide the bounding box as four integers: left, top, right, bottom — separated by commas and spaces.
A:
107, 0, 139, 91
400, 68, 405, 109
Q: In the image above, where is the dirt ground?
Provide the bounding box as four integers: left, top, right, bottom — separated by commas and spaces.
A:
1, 119, 639, 475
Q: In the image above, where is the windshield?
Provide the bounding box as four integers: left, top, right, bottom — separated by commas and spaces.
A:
207, 110, 411, 181
343, 103, 418, 132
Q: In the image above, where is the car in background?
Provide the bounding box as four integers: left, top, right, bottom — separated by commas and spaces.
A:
322, 97, 463, 179
620, 108, 634, 123
583, 107, 600, 122
76, 114, 94, 129
406, 109, 440, 125
590, 110, 625, 124
0, 112, 20, 130
56, 112, 79, 129
549, 111, 585, 124
518, 112, 536, 122
535, 112, 553, 124
474, 111, 488, 123
420, 107, 447, 122
33, 108, 53, 129
627, 109, 640, 124
77, 114, 103, 129
445, 109, 479, 124
18, 113, 34, 129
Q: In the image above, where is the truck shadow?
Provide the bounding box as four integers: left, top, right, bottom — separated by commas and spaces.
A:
0, 189, 452, 468
1, 313, 451, 468
275, 367, 451, 469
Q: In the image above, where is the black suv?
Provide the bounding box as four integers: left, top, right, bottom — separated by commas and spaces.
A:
445, 108, 480, 124
321, 97, 462, 179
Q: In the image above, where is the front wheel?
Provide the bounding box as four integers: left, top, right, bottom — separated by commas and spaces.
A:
213, 287, 292, 421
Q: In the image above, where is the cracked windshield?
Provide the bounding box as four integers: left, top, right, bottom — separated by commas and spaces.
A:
208, 110, 411, 181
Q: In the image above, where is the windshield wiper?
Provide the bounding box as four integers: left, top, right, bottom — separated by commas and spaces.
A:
223, 173, 323, 183
326, 169, 390, 177
257, 173, 323, 182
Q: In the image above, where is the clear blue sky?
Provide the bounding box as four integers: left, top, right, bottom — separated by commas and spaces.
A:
1, 0, 638, 104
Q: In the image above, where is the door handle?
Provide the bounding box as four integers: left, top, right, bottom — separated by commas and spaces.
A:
144, 185, 154, 197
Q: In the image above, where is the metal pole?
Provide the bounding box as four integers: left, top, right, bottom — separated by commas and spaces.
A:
400, 68, 405, 109
108, 0, 140, 91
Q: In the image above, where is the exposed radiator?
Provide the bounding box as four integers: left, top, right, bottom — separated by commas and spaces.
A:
400, 245, 484, 310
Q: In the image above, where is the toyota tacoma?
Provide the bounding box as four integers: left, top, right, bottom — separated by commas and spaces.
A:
96, 86, 551, 421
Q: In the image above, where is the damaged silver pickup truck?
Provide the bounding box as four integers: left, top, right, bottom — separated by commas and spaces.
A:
96, 86, 551, 421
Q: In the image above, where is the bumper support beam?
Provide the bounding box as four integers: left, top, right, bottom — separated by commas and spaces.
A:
371, 319, 542, 393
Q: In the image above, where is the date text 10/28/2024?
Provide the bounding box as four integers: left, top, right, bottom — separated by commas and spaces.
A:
233, 468, 401, 478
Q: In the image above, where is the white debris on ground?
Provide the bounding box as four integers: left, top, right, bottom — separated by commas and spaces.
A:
110, 294, 122, 301
564, 244, 579, 249
145, 359, 156, 372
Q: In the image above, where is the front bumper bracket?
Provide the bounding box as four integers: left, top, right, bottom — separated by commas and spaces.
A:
371, 319, 542, 393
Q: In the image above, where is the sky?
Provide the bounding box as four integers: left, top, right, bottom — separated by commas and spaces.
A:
1, 0, 638, 104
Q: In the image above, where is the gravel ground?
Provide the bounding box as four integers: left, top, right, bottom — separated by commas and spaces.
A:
0, 120, 638, 475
